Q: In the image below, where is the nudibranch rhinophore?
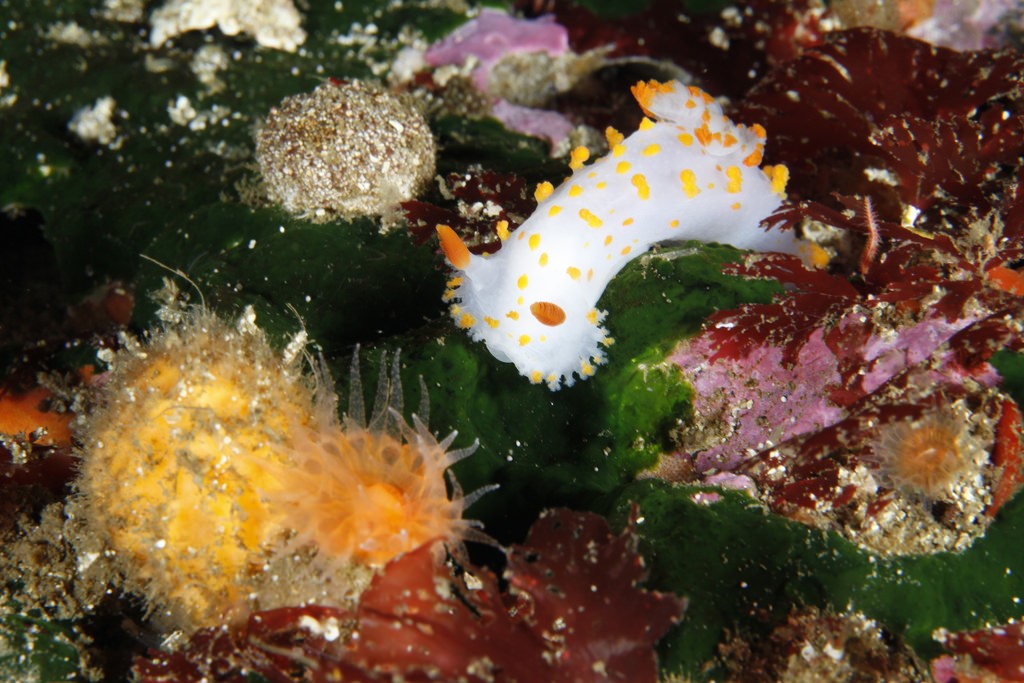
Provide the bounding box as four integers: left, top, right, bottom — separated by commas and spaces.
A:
437, 79, 798, 390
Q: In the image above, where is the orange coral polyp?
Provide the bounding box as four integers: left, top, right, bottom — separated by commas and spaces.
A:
872, 412, 972, 500
267, 406, 475, 568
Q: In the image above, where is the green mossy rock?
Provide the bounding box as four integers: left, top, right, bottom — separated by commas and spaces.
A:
0, 610, 82, 682
614, 482, 1024, 679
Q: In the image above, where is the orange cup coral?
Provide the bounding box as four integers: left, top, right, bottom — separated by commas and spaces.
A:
870, 409, 976, 501
258, 352, 489, 570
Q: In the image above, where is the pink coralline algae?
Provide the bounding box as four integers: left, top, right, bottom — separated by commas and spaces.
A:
670, 262, 1000, 478
424, 9, 570, 92
421, 9, 590, 149
671, 326, 843, 475
490, 98, 575, 147
663, 255, 1012, 555
659, 29, 1024, 491
908, 0, 1023, 51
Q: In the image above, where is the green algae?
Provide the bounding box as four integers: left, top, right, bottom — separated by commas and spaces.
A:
4, 0, 1023, 680
0, 0, 493, 312
0, 610, 81, 682
992, 349, 1024, 410
615, 482, 1024, 679
346, 244, 781, 541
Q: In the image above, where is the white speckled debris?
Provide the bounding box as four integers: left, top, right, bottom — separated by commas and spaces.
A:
68, 96, 120, 146
149, 0, 306, 52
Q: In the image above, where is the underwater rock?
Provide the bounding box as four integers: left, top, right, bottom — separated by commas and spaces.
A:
149, 0, 306, 52
717, 606, 924, 682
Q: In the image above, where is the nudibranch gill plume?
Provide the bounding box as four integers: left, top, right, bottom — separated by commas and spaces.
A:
437, 79, 798, 390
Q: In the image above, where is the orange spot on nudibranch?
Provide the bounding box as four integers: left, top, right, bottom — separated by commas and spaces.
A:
694, 124, 713, 146
569, 146, 590, 170
529, 301, 566, 326
631, 174, 650, 200
579, 208, 603, 228
535, 181, 554, 202
680, 169, 700, 198
767, 164, 789, 196
743, 145, 764, 167
630, 79, 675, 118
725, 166, 743, 194
436, 224, 471, 270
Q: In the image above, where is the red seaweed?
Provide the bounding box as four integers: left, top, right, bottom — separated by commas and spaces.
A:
935, 621, 1024, 682
133, 508, 685, 683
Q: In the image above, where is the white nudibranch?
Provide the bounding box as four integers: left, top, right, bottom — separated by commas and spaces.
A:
437, 79, 798, 390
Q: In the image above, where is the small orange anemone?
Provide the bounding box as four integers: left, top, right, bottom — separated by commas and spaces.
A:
871, 410, 973, 500
263, 352, 491, 568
